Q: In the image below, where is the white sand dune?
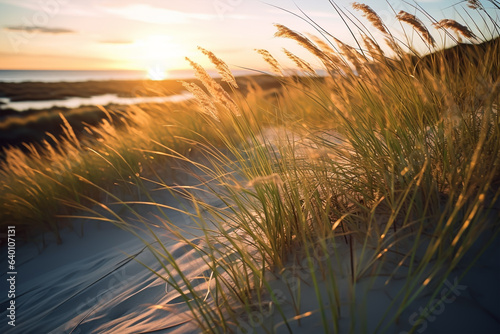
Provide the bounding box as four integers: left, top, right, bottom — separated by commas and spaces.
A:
0, 209, 204, 333
1, 129, 499, 333
0, 158, 223, 334
6, 192, 495, 334
255, 229, 500, 333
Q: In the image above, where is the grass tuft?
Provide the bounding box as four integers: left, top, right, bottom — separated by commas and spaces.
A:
1, 2, 499, 333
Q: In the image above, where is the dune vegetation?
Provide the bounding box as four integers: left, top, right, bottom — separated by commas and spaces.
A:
1, 1, 499, 333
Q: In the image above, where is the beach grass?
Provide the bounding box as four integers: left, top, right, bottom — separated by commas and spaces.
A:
1, 1, 499, 333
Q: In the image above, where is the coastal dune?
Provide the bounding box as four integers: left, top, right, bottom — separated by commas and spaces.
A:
1, 2, 499, 333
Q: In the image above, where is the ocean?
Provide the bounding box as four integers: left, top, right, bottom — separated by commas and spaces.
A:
0, 69, 256, 83
0, 93, 194, 111
0, 70, 148, 83
0, 69, 256, 111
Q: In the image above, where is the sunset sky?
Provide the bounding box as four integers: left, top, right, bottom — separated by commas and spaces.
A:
0, 0, 487, 74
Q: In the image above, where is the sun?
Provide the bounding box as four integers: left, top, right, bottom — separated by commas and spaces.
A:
131, 35, 185, 78
147, 65, 168, 80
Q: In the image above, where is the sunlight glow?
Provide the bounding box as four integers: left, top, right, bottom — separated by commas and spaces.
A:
132, 35, 185, 73
147, 65, 168, 80
103, 4, 213, 25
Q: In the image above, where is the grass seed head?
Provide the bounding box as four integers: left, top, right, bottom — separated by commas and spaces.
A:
255, 49, 282, 75
283, 48, 316, 75
362, 35, 385, 60
396, 11, 436, 47
181, 81, 220, 121
274, 24, 330, 63
433, 19, 476, 40
352, 3, 388, 34
467, 0, 484, 10
333, 37, 363, 72
198, 47, 238, 88
185, 57, 239, 114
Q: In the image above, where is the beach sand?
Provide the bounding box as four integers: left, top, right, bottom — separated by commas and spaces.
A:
0, 156, 222, 333
1, 128, 499, 334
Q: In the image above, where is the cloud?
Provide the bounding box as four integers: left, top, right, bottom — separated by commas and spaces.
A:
4, 26, 75, 34
0, 0, 40, 11
101, 4, 215, 24
0, 0, 99, 17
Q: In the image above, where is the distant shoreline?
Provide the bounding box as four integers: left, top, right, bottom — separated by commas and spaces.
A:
0, 74, 280, 104
0, 69, 258, 83
0, 75, 283, 151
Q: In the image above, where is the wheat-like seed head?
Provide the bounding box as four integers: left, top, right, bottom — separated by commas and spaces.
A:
433, 19, 476, 40
467, 0, 483, 10
274, 24, 329, 62
186, 57, 217, 91
352, 3, 388, 34
181, 81, 220, 121
185, 57, 239, 114
283, 49, 316, 75
306, 34, 342, 70
396, 11, 436, 47
333, 37, 363, 72
307, 35, 335, 54
40, 139, 54, 159
59, 113, 81, 149
198, 47, 238, 88
362, 35, 385, 59
384, 36, 402, 54
255, 49, 282, 75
